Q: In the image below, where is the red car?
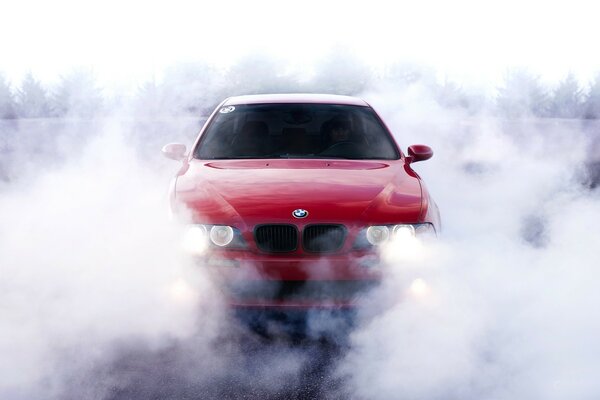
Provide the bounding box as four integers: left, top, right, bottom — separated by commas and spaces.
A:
163, 94, 440, 310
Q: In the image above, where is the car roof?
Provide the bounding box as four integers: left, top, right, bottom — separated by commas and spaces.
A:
222, 93, 369, 107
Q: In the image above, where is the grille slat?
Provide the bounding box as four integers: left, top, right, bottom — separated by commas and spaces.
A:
255, 225, 298, 252
254, 224, 347, 253
303, 225, 346, 253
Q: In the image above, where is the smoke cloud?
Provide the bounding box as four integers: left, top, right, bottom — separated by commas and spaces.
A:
1, 63, 600, 400
0, 119, 227, 398
336, 86, 600, 399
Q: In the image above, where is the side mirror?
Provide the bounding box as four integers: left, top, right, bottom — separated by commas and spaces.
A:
162, 143, 187, 161
407, 144, 433, 163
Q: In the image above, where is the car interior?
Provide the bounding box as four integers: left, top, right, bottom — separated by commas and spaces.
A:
195, 104, 399, 160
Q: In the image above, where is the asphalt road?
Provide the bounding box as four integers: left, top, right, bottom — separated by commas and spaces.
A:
61, 321, 352, 400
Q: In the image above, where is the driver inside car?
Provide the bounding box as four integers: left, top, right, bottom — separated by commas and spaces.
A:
319, 117, 362, 157
327, 118, 352, 145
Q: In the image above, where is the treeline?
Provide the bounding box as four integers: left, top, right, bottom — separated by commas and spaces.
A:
2, 56, 600, 119
0, 70, 103, 119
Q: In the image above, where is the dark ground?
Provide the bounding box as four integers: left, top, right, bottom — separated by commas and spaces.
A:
60, 315, 354, 400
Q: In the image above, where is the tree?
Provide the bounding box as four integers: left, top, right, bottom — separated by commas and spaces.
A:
16, 72, 50, 118
549, 72, 584, 119
223, 54, 292, 96
51, 68, 103, 117
381, 62, 436, 89
159, 62, 223, 116
436, 80, 488, 115
310, 46, 372, 95
0, 74, 17, 119
584, 73, 600, 119
496, 68, 549, 118
134, 79, 165, 117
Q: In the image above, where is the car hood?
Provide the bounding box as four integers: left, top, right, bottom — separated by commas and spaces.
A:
175, 159, 423, 227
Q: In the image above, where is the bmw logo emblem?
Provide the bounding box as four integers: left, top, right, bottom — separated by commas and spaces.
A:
292, 209, 308, 219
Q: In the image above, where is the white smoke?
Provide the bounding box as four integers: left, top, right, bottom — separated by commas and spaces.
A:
337, 85, 600, 399
2, 68, 600, 400
0, 119, 227, 398
0, 116, 334, 400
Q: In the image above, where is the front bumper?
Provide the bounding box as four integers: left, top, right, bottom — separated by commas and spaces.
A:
196, 250, 383, 308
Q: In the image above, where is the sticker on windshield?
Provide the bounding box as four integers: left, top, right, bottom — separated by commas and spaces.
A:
219, 106, 235, 114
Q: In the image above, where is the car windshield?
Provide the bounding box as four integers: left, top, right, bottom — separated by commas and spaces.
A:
194, 103, 399, 160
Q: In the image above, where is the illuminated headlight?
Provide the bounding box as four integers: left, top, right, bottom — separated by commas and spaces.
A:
393, 224, 416, 239
356, 223, 436, 248
182, 225, 209, 255
210, 225, 234, 247
182, 224, 245, 254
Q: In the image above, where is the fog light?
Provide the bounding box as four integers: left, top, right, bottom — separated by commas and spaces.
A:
167, 278, 197, 305
210, 225, 234, 247
409, 278, 430, 297
366, 226, 390, 245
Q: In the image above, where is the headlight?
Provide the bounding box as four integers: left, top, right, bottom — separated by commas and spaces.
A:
210, 225, 234, 247
182, 225, 209, 255
413, 223, 437, 238
366, 226, 390, 245
392, 224, 415, 239
356, 223, 436, 248
182, 224, 245, 254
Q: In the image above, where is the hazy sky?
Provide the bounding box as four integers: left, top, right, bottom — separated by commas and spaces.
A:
2, 0, 599, 89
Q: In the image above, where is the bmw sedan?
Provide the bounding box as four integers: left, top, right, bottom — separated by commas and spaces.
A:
163, 93, 440, 309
